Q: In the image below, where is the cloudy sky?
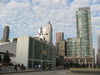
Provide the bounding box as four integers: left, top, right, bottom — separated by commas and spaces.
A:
0, 0, 100, 53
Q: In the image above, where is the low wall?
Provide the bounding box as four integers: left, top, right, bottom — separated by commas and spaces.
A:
70, 68, 100, 74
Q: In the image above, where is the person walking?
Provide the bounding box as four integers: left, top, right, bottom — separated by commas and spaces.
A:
14, 64, 17, 72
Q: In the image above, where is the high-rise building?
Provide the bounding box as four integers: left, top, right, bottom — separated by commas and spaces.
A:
76, 7, 94, 66
97, 31, 100, 67
34, 21, 52, 44
56, 32, 64, 43
1, 26, 10, 42
56, 32, 65, 56
66, 7, 94, 67
76, 7, 93, 57
66, 38, 82, 64
98, 31, 100, 52
42, 21, 52, 44
57, 41, 65, 56
66, 38, 79, 58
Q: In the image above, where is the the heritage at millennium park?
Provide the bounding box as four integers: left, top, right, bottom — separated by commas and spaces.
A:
0, 0, 100, 75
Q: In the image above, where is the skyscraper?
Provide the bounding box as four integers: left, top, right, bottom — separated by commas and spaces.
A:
1, 26, 10, 42
76, 7, 94, 66
56, 32, 65, 56
56, 32, 64, 43
97, 31, 100, 67
76, 7, 94, 57
57, 41, 65, 56
66, 7, 95, 67
42, 21, 52, 44
98, 31, 100, 52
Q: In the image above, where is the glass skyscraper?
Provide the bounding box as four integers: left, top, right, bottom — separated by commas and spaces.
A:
97, 31, 100, 67
76, 7, 94, 57
66, 7, 94, 67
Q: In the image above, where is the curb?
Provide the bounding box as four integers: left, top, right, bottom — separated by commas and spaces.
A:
0, 70, 38, 74
0, 69, 57, 74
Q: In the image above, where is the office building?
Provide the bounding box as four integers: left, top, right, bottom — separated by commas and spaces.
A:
66, 38, 80, 58
56, 32, 65, 56
66, 38, 80, 63
16, 36, 56, 68
42, 21, 52, 44
35, 21, 53, 44
97, 31, 100, 52
66, 7, 94, 67
97, 31, 100, 67
57, 41, 65, 56
56, 32, 64, 43
1, 26, 10, 42
76, 7, 93, 57
76, 7, 94, 66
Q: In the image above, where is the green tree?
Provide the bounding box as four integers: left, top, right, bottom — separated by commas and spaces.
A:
3, 50, 11, 63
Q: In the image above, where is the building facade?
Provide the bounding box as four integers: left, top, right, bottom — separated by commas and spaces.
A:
66, 38, 81, 63
76, 7, 94, 66
16, 36, 56, 68
56, 32, 64, 43
35, 21, 52, 44
76, 7, 93, 57
97, 31, 100, 67
0, 39, 17, 63
66, 38, 80, 58
42, 21, 52, 44
57, 41, 65, 56
1, 26, 10, 42
65, 7, 94, 67
97, 31, 100, 52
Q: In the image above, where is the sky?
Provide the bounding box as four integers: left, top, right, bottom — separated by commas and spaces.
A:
0, 0, 100, 54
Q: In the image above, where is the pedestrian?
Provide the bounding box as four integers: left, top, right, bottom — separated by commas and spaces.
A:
21, 64, 24, 71
0, 65, 1, 71
14, 64, 17, 72
17, 64, 20, 71
38, 65, 41, 69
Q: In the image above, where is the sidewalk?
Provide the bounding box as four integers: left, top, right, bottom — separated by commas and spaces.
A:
0, 69, 57, 74
0, 69, 38, 74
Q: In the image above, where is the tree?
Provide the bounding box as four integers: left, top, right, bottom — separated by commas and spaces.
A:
3, 50, 11, 64
69, 61, 75, 67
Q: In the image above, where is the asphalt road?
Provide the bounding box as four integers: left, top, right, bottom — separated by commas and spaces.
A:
1, 70, 99, 75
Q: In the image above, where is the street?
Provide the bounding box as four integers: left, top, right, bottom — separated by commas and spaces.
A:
1, 70, 99, 75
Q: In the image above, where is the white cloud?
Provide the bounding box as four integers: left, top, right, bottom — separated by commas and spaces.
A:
93, 0, 100, 3
0, 0, 100, 50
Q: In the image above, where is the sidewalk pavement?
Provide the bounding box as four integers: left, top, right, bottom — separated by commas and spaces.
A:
0, 69, 38, 74
0, 69, 58, 74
